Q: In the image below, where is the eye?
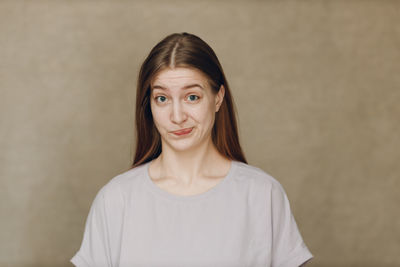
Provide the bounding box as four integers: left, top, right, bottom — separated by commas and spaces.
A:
155, 96, 167, 103
187, 95, 200, 102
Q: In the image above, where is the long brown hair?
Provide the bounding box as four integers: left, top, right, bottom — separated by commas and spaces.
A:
131, 32, 247, 168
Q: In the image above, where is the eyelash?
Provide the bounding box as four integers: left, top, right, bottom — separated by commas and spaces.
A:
154, 95, 200, 103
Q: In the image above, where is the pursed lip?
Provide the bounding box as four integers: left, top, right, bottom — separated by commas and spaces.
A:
171, 127, 193, 135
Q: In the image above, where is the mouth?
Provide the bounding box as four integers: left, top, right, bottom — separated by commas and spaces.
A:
171, 127, 193, 136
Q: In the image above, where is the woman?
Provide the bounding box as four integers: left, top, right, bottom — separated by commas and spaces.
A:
71, 32, 313, 267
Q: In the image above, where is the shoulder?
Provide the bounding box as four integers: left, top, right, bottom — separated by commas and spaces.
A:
233, 161, 285, 192
96, 163, 149, 201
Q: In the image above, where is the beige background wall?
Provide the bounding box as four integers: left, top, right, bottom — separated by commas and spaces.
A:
1, 0, 399, 266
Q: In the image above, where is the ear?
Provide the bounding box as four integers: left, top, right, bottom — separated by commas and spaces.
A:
215, 85, 225, 112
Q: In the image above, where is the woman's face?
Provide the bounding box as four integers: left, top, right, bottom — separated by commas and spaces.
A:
150, 67, 224, 152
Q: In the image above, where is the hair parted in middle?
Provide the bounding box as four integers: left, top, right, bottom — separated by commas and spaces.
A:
131, 32, 247, 168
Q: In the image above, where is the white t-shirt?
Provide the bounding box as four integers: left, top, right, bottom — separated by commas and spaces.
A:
71, 160, 313, 267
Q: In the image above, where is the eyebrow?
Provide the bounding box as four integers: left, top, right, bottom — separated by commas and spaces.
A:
151, 83, 204, 91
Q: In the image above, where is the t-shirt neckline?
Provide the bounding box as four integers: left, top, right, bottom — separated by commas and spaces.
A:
143, 160, 237, 202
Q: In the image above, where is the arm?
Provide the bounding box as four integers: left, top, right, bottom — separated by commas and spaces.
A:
269, 180, 314, 267
299, 257, 313, 266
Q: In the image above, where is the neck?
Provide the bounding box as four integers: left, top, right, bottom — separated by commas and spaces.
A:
154, 137, 228, 186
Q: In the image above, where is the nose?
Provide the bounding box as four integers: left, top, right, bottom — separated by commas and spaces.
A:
170, 101, 187, 125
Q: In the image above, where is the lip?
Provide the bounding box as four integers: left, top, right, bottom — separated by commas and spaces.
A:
171, 127, 193, 136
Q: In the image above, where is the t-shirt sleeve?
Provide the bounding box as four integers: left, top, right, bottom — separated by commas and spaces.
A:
270, 180, 313, 267
70, 181, 124, 267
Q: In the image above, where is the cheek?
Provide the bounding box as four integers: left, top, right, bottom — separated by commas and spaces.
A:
150, 105, 166, 129
195, 103, 216, 126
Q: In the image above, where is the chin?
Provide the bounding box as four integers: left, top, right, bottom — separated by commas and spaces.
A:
169, 143, 196, 152
163, 139, 200, 152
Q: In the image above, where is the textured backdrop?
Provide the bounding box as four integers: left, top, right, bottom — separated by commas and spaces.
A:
1, 1, 399, 266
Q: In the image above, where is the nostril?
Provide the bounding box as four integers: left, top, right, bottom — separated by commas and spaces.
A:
171, 106, 187, 123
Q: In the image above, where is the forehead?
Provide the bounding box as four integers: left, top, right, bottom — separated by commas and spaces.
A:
151, 67, 209, 88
